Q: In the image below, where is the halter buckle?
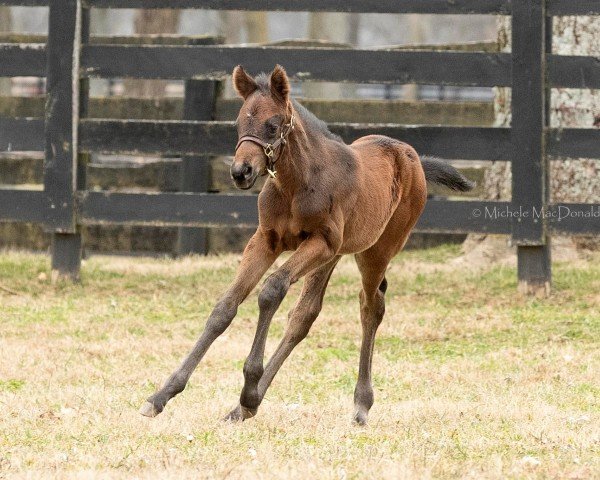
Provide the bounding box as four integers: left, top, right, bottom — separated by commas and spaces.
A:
264, 144, 275, 158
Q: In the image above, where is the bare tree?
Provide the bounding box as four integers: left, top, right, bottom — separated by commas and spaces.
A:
218, 11, 268, 44
465, 16, 600, 261
404, 14, 426, 100
0, 7, 12, 95
123, 9, 181, 97
0, 7, 11, 32
217, 11, 268, 99
305, 13, 354, 98
218, 11, 243, 44
90, 8, 110, 35
245, 12, 268, 43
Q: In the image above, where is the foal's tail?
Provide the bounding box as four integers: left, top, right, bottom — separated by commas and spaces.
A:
420, 156, 475, 192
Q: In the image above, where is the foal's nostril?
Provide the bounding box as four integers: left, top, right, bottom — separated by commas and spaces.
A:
231, 163, 253, 182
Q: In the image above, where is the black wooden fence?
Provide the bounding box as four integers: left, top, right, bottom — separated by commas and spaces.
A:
0, 0, 599, 293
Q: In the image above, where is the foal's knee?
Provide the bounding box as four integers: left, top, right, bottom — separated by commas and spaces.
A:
258, 272, 289, 312
243, 358, 264, 385
286, 317, 314, 345
205, 298, 237, 337
285, 298, 322, 343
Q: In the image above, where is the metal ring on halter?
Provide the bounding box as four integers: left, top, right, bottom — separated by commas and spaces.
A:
263, 144, 275, 158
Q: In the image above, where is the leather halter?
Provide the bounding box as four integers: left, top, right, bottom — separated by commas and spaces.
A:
234, 114, 295, 178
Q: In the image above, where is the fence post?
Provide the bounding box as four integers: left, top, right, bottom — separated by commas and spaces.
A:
44, 0, 86, 280
176, 36, 222, 256
78, 6, 91, 261
511, 0, 551, 296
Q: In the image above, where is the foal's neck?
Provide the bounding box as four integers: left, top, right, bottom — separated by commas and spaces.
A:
269, 105, 318, 196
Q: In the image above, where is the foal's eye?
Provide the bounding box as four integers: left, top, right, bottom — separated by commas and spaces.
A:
266, 121, 279, 136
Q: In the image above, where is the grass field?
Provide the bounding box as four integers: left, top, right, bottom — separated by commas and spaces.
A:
0, 246, 598, 479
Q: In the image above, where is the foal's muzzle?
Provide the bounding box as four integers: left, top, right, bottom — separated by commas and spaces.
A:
230, 161, 257, 190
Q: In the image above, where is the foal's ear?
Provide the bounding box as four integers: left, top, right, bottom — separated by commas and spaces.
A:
232, 65, 258, 100
269, 64, 290, 103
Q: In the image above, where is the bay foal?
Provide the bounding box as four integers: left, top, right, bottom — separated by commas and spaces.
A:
140, 65, 474, 425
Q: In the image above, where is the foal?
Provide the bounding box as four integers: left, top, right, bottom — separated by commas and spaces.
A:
140, 65, 474, 425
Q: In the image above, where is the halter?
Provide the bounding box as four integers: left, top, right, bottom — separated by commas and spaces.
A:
235, 114, 295, 178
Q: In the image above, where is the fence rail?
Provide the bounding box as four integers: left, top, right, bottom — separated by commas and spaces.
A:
1, 0, 599, 15
2, 44, 600, 90
3, 118, 599, 164
2, 189, 597, 237
80, 46, 512, 86
0, 189, 46, 223
0, 0, 599, 293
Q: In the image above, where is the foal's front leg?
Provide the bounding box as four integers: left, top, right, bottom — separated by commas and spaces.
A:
225, 234, 339, 421
140, 231, 279, 417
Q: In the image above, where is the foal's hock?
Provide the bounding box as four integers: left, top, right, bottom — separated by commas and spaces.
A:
140, 65, 474, 425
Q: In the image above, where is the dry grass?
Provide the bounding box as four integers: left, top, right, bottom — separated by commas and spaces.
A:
0, 246, 598, 479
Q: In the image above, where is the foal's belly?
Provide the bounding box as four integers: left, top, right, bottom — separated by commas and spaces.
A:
339, 212, 395, 254
340, 190, 400, 254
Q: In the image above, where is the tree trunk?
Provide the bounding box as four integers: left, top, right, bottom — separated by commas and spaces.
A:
404, 14, 426, 101
0, 7, 11, 32
90, 8, 110, 34
123, 10, 181, 97
550, 16, 600, 208
463, 16, 600, 263
305, 13, 352, 98
218, 11, 243, 44
245, 12, 268, 43
0, 7, 12, 95
347, 13, 360, 46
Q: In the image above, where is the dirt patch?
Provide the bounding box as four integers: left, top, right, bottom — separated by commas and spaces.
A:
453, 234, 590, 270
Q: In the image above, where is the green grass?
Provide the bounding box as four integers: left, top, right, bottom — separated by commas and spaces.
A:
0, 379, 25, 392
0, 247, 598, 479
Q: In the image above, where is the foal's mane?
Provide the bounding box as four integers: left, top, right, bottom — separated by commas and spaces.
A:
291, 99, 343, 144
253, 73, 343, 144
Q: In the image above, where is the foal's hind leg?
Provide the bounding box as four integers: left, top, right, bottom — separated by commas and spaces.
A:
353, 252, 389, 425
224, 256, 340, 421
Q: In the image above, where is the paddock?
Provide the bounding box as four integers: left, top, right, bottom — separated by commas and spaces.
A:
1, 248, 598, 478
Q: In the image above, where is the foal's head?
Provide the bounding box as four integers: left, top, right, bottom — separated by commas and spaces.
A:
230, 65, 292, 190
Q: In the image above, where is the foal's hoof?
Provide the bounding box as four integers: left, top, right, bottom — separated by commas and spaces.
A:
223, 405, 244, 423
353, 409, 369, 426
222, 404, 257, 423
139, 401, 161, 418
